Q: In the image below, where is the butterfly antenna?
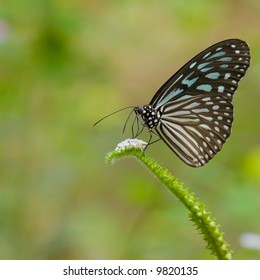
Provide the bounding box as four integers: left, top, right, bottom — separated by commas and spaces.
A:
122, 108, 135, 134
93, 106, 135, 126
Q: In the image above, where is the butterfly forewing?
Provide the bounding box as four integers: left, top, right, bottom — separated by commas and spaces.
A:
150, 39, 250, 107
135, 39, 250, 167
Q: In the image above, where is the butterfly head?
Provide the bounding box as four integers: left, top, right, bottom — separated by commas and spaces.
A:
134, 105, 161, 129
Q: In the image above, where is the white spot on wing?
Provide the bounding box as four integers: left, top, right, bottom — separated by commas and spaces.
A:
190, 62, 197, 68
220, 64, 229, 68
223, 125, 229, 130
192, 108, 210, 113
218, 86, 225, 93
196, 84, 213, 92
181, 72, 199, 87
206, 51, 225, 60
199, 124, 211, 130
205, 72, 221, 79
224, 73, 231, 80
203, 52, 211, 59
198, 62, 211, 70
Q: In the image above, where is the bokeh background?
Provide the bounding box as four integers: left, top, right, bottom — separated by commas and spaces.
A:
1, 0, 260, 260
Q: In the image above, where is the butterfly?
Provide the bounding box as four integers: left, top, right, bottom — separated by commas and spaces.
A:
132, 39, 250, 167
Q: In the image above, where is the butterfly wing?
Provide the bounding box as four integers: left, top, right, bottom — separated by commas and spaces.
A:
150, 39, 250, 106
155, 95, 233, 167
151, 39, 250, 167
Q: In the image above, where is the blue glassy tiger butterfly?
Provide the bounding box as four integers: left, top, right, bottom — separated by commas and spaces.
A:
95, 39, 250, 167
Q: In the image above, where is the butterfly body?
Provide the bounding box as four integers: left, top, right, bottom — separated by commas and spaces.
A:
134, 39, 250, 167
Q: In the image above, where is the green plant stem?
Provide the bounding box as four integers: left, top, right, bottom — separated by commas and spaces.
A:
106, 146, 233, 260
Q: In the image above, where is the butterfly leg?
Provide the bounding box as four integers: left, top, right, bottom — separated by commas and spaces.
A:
132, 116, 145, 138
143, 129, 161, 152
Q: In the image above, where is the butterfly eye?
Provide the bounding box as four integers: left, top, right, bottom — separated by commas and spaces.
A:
134, 107, 143, 114
134, 39, 250, 167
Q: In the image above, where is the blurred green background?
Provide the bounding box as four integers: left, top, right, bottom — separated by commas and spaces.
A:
0, 0, 260, 260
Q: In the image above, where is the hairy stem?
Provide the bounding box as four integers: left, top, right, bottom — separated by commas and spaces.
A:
106, 145, 232, 260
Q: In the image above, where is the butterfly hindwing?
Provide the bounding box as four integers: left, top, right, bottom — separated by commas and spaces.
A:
155, 95, 233, 167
